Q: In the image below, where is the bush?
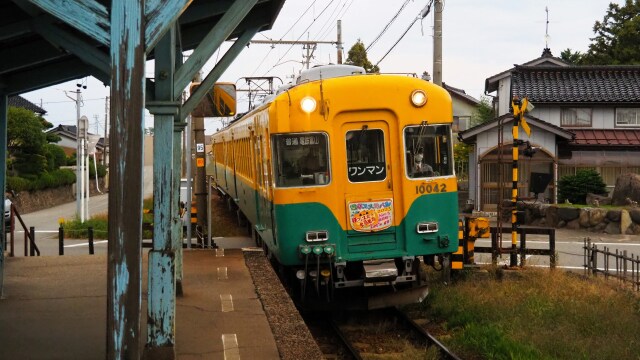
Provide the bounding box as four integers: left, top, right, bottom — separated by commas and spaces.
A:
558, 169, 607, 204
6, 169, 76, 192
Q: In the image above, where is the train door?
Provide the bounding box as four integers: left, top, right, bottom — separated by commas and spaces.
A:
255, 125, 273, 241
341, 120, 398, 253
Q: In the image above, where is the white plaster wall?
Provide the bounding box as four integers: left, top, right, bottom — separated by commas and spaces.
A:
497, 77, 511, 116
475, 125, 557, 158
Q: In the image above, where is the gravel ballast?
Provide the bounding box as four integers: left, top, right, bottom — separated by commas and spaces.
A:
244, 250, 324, 360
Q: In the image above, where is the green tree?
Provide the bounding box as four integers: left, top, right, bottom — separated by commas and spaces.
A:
43, 143, 68, 171
7, 107, 50, 176
345, 39, 380, 73
470, 96, 494, 127
454, 142, 472, 180
560, 48, 584, 65
574, 0, 640, 65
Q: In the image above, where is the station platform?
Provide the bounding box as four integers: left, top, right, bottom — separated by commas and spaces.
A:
0, 237, 281, 359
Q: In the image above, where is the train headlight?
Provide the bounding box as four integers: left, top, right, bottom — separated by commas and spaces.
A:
410, 90, 427, 107
300, 96, 317, 113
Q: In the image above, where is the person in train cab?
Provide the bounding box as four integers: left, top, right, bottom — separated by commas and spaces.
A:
414, 152, 434, 176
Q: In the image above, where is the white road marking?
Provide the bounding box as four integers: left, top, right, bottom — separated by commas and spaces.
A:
221, 294, 234, 312
218, 267, 228, 280
64, 240, 108, 248
222, 333, 240, 360
216, 248, 225, 257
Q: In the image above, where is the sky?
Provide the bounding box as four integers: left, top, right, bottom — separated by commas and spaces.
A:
22, 0, 617, 136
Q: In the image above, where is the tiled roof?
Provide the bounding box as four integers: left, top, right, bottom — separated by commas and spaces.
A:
458, 113, 574, 142
512, 65, 640, 103
442, 83, 479, 106
571, 129, 640, 146
8, 96, 46, 114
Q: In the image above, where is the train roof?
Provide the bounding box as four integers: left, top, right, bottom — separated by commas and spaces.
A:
295, 64, 366, 84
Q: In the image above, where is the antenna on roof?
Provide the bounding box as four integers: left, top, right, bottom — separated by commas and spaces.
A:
544, 6, 550, 49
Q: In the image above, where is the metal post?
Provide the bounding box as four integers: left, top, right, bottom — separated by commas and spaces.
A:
59, 227, 64, 255
88, 227, 94, 255
207, 176, 212, 248
173, 123, 185, 295
75, 90, 82, 221
0, 94, 6, 291
185, 115, 192, 248
29, 226, 35, 256
107, 0, 145, 358
520, 229, 526, 267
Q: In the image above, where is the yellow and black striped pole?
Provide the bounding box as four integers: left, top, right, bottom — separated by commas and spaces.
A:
511, 97, 531, 267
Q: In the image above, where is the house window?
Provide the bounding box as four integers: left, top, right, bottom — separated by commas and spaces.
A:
616, 108, 640, 127
561, 108, 592, 127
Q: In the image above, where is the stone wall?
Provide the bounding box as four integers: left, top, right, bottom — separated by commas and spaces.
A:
519, 202, 640, 235
9, 178, 107, 215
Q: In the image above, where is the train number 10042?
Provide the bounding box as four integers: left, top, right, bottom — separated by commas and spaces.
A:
415, 183, 447, 194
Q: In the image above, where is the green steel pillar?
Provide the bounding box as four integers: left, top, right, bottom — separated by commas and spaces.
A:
144, 25, 179, 359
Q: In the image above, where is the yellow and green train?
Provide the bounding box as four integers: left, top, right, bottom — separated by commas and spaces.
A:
211, 65, 458, 307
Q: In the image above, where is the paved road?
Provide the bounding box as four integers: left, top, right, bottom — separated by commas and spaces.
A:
474, 226, 640, 270
8, 166, 153, 256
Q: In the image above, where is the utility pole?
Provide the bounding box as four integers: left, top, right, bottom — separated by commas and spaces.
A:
433, 0, 443, 86
104, 96, 109, 166
65, 88, 84, 221
337, 20, 343, 64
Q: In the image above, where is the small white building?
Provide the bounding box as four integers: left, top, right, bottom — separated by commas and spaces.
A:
459, 48, 640, 211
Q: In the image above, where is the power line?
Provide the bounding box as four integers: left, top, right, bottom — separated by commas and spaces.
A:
313, 0, 344, 40
366, 0, 412, 52
374, 0, 434, 67
318, 0, 354, 40
263, 0, 336, 76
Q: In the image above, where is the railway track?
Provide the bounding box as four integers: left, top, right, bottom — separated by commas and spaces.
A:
304, 307, 461, 360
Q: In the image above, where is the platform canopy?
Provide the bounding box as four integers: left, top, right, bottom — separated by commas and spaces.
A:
0, 0, 285, 95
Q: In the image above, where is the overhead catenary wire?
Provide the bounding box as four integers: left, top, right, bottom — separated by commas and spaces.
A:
317, 0, 354, 41
374, 0, 434, 67
313, 0, 345, 40
366, 0, 412, 52
263, 0, 335, 76
251, 1, 317, 76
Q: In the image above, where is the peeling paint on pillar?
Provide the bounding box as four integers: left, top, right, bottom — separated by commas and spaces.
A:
107, 0, 146, 359
147, 250, 176, 345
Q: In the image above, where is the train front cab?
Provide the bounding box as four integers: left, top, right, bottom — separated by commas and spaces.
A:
270, 116, 458, 308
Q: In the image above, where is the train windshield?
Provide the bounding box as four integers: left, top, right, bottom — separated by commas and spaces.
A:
404, 124, 453, 178
272, 132, 330, 187
346, 128, 387, 182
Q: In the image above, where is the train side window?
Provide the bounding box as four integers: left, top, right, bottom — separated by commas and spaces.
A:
346, 129, 386, 182
404, 124, 453, 179
272, 133, 330, 187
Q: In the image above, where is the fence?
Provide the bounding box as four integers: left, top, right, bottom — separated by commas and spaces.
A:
583, 238, 640, 292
